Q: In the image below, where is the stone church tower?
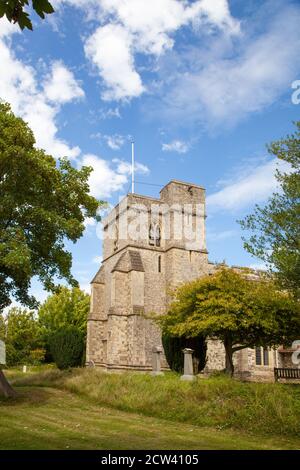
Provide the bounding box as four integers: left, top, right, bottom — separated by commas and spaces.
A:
86, 179, 283, 381
87, 180, 212, 371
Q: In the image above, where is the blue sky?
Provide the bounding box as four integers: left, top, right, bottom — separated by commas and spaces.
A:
0, 0, 300, 304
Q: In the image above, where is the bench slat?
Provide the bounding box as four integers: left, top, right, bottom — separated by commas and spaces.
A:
274, 367, 300, 380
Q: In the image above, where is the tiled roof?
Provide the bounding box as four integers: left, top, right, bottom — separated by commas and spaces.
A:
128, 250, 144, 272
112, 250, 144, 273
91, 265, 105, 284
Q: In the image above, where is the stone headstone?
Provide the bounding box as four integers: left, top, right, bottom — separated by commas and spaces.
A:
0, 340, 5, 366
180, 348, 196, 381
23, 365, 27, 373
150, 346, 164, 376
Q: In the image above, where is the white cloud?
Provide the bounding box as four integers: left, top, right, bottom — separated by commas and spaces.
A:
85, 23, 145, 101
81, 154, 128, 198
49, 1, 300, 126
0, 22, 83, 159
157, 3, 300, 127
112, 158, 150, 176
207, 158, 288, 213
104, 134, 126, 150
44, 60, 84, 104
77, 0, 239, 101
0, 20, 19, 38
92, 255, 103, 264
80, 283, 91, 294
100, 107, 121, 119
98, 0, 239, 53
162, 140, 190, 153
84, 217, 97, 228
91, 133, 127, 150
23, 99, 81, 159
0, 21, 145, 201
80, 154, 150, 199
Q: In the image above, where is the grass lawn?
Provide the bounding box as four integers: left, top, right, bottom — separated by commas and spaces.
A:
0, 367, 299, 450
1, 386, 299, 450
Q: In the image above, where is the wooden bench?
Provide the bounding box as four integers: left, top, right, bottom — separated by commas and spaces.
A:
274, 367, 300, 382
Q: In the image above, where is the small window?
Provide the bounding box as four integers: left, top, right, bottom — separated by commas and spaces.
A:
158, 255, 161, 273
255, 346, 269, 366
255, 347, 262, 365
263, 348, 269, 366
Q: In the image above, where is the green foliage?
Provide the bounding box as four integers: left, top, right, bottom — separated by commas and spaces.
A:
0, 0, 54, 30
38, 287, 89, 336
240, 122, 300, 298
162, 334, 184, 372
162, 333, 207, 373
0, 102, 102, 309
1, 307, 43, 366
49, 327, 84, 370
0, 287, 89, 366
156, 268, 300, 375
28, 348, 46, 365
38, 286, 89, 361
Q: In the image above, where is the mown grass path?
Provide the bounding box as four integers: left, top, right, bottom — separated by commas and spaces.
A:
0, 386, 299, 450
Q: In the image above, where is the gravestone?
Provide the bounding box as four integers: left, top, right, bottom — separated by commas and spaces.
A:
180, 348, 196, 381
150, 346, 164, 376
0, 340, 5, 366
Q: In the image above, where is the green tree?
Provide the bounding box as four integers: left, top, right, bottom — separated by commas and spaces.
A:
38, 286, 89, 337
49, 326, 84, 370
0, 102, 101, 309
3, 306, 43, 365
156, 269, 300, 376
38, 287, 89, 362
0, 0, 54, 30
240, 122, 300, 298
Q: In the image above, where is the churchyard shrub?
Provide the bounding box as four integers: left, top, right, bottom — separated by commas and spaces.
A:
49, 327, 84, 369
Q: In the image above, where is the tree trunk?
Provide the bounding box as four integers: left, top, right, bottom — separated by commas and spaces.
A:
224, 336, 234, 377
0, 369, 17, 398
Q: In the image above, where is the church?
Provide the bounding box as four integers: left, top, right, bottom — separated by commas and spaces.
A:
86, 180, 292, 382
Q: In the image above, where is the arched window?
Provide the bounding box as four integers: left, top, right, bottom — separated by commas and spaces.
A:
255, 346, 269, 366
149, 222, 161, 247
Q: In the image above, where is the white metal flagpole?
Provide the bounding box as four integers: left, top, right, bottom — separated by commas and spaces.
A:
131, 141, 135, 193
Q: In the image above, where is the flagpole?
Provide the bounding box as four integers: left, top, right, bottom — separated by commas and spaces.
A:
131, 141, 135, 193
